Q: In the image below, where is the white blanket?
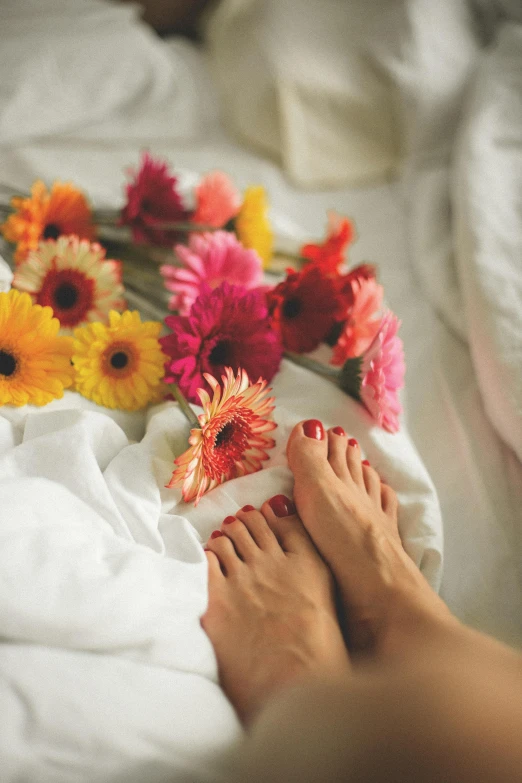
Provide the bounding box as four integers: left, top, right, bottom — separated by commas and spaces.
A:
0, 363, 442, 782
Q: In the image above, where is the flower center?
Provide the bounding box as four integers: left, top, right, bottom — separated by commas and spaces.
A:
43, 223, 60, 240
54, 283, 78, 310
110, 351, 129, 370
209, 339, 232, 366
282, 297, 302, 319
0, 350, 17, 377
214, 421, 234, 449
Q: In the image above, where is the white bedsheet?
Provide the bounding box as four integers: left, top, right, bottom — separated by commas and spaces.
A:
1, 0, 522, 779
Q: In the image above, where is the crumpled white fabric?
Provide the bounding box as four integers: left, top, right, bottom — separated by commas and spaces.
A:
0, 358, 443, 781
0, 254, 13, 291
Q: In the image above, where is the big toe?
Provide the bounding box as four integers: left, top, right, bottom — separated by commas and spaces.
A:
286, 419, 332, 487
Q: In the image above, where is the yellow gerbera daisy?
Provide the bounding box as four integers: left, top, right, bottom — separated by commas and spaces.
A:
72, 310, 166, 411
0, 289, 74, 407
1, 180, 95, 264
13, 236, 125, 333
235, 186, 274, 269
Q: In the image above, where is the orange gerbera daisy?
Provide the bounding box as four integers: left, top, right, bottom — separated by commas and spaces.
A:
168, 367, 277, 505
1, 180, 95, 263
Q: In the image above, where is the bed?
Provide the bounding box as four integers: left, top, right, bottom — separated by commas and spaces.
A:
1, 1, 521, 780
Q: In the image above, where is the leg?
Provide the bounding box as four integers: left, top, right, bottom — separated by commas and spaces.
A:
286, 420, 454, 657
201, 500, 350, 724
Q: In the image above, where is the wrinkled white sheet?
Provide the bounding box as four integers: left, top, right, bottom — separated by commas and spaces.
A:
0, 364, 442, 782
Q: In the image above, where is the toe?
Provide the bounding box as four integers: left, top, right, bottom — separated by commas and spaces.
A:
327, 427, 351, 481
286, 419, 332, 486
204, 548, 225, 582
362, 462, 381, 503
235, 506, 281, 552
261, 495, 318, 555
346, 437, 365, 487
220, 515, 262, 562
206, 530, 243, 576
381, 483, 399, 519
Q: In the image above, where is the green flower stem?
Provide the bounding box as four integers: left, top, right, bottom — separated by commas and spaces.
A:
170, 382, 200, 428
283, 351, 341, 378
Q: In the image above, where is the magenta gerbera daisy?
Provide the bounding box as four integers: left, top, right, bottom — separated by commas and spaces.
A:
12, 236, 125, 332
161, 282, 283, 404
161, 230, 263, 314
120, 152, 188, 246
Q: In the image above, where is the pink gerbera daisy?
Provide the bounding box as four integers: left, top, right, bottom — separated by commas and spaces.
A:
168, 367, 277, 505
120, 152, 188, 246
191, 171, 241, 228
161, 230, 263, 314
161, 282, 283, 404
340, 311, 405, 433
331, 277, 384, 364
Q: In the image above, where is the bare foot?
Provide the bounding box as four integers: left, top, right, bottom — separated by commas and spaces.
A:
201, 499, 351, 724
286, 420, 455, 658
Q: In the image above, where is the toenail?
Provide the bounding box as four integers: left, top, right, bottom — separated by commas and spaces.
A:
348, 438, 358, 447
303, 419, 325, 440
241, 504, 255, 512
269, 494, 296, 517
223, 516, 236, 525
362, 459, 370, 466
210, 530, 224, 539
332, 426, 345, 436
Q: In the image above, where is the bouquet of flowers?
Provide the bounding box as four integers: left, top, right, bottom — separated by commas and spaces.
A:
0, 152, 405, 504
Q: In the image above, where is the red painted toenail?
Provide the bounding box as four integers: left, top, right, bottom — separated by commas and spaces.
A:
241, 504, 255, 512
223, 516, 236, 525
362, 459, 370, 466
348, 438, 358, 447
332, 426, 345, 436
210, 530, 223, 539
303, 419, 324, 440
269, 494, 296, 517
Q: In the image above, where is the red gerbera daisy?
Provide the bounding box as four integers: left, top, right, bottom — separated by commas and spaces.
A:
267, 264, 346, 353
161, 282, 283, 404
120, 152, 189, 246
301, 211, 355, 274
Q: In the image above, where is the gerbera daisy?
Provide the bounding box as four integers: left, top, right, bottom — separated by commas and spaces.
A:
161, 230, 263, 314
191, 171, 241, 228
0, 289, 73, 407
340, 311, 405, 433
120, 152, 188, 246
331, 277, 384, 364
1, 180, 95, 264
161, 282, 283, 404
72, 310, 166, 411
301, 211, 355, 274
235, 186, 273, 268
168, 367, 277, 505
267, 264, 346, 353
13, 236, 125, 332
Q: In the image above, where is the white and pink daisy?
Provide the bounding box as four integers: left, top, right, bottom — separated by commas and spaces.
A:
161, 230, 263, 315
12, 235, 125, 332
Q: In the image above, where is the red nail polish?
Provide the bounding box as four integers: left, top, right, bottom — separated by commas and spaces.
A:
210, 530, 223, 539
268, 494, 296, 518
332, 426, 345, 436
223, 516, 236, 525
362, 459, 370, 466
348, 438, 358, 447
303, 419, 324, 440
241, 504, 255, 512
203, 548, 211, 552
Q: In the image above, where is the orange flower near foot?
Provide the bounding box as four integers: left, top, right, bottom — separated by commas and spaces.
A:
168, 367, 277, 505
1, 180, 95, 263
301, 211, 355, 274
